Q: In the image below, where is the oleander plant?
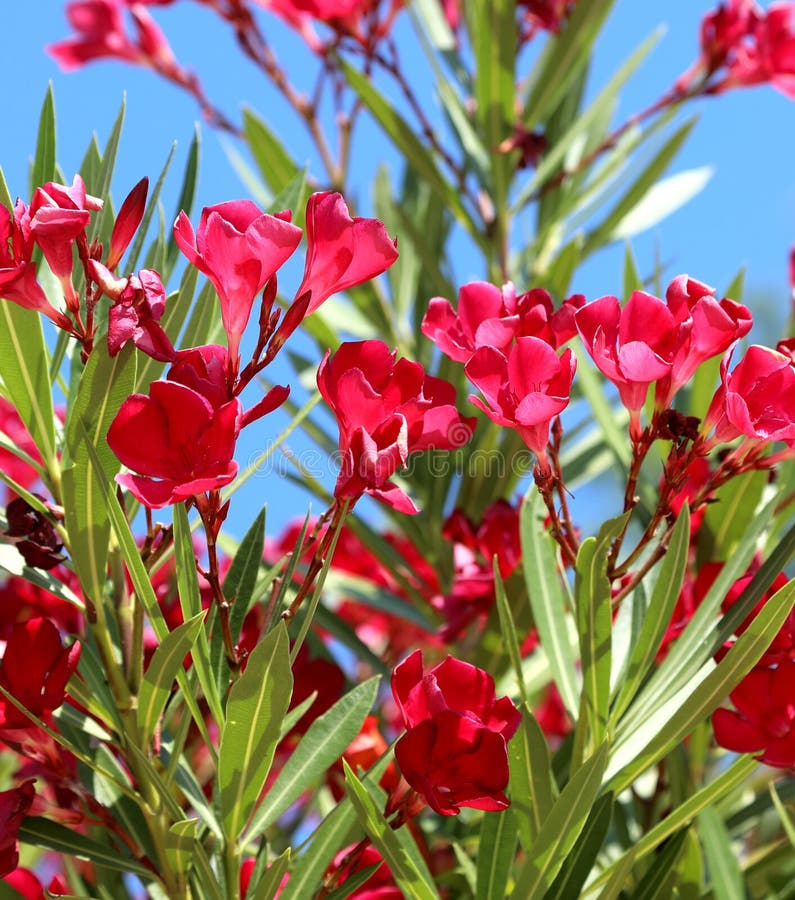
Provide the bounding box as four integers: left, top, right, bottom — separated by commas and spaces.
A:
2, 0, 795, 897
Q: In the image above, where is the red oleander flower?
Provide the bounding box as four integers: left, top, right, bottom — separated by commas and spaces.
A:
705, 344, 795, 447
107, 344, 243, 508
318, 340, 475, 513
91, 263, 175, 361
0, 780, 35, 877
27, 176, 102, 291
575, 291, 677, 437
0, 201, 74, 331
656, 274, 752, 407
431, 501, 522, 640
713, 661, 795, 766
257, 0, 403, 52
173, 200, 302, 371
49, 0, 179, 71
0, 619, 81, 729
392, 650, 521, 815
295, 191, 398, 315
465, 335, 576, 466
422, 281, 582, 364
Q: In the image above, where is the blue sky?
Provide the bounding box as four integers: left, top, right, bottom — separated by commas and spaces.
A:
4, 1, 795, 536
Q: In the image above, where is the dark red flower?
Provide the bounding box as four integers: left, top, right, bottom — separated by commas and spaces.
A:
391, 650, 521, 815
4, 497, 65, 570
713, 661, 795, 766
0, 619, 81, 729
318, 340, 475, 513
107, 344, 243, 508
0, 780, 35, 877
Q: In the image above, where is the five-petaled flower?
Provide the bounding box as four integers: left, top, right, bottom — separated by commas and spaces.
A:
391, 650, 521, 815
318, 340, 475, 513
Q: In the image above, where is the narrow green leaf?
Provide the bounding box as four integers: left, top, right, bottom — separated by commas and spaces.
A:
18, 817, 152, 880
279, 754, 394, 900
631, 830, 688, 900
594, 847, 636, 900
243, 108, 300, 195
521, 488, 580, 716
509, 708, 557, 849
476, 807, 518, 900
219, 622, 293, 840
622, 241, 643, 298
137, 612, 205, 743
512, 743, 608, 896
473, 0, 516, 212
698, 807, 744, 900
608, 577, 795, 790
701, 469, 767, 563
245, 676, 379, 839
523, 0, 616, 132
125, 142, 177, 273
0, 165, 13, 209
88, 97, 126, 244
344, 761, 439, 900
0, 544, 84, 612
574, 515, 626, 754
770, 783, 795, 849
494, 563, 529, 704
31, 84, 57, 191
545, 793, 613, 900
0, 303, 57, 476
583, 118, 696, 256
611, 508, 690, 723
63, 343, 136, 606
165, 818, 198, 885
248, 848, 292, 900
172, 501, 226, 727
223, 507, 267, 645
339, 60, 484, 246
612, 166, 712, 241
165, 125, 201, 275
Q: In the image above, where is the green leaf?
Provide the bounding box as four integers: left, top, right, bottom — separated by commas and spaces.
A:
0, 544, 84, 612
512, 743, 608, 896
631, 830, 688, 900
514, 27, 662, 213
243, 108, 300, 195
544, 792, 613, 900
172, 501, 226, 728
0, 166, 13, 209
574, 515, 626, 755
137, 612, 205, 744
62, 343, 136, 606
18, 816, 153, 880
700, 469, 767, 563
339, 60, 484, 247
245, 676, 379, 839
88, 97, 126, 245
509, 708, 558, 849
612, 166, 712, 240
473, 0, 516, 212
770, 783, 795, 849
521, 488, 580, 716
219, 622, 293, 841
611, 508, 690, 723
594, 847, 636, 900
165, 125, 201, 276
476, 807, 518, 900
344, 761, 439, 900
277, 754, 394, 900
0, 303, 57, 476
165, 818, 198, 886
494, 563, 529, 705
523, 0, 616, 132
583, 118, 696, 256
31, 84, 57, 191
698, 807, 744, 900
608, 577, 795, 790
125, 142, 177, 273
248, 848, 292, 900
223, 506, 267, 645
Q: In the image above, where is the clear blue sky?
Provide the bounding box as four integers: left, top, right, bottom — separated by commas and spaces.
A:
3, 1, 795, 536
